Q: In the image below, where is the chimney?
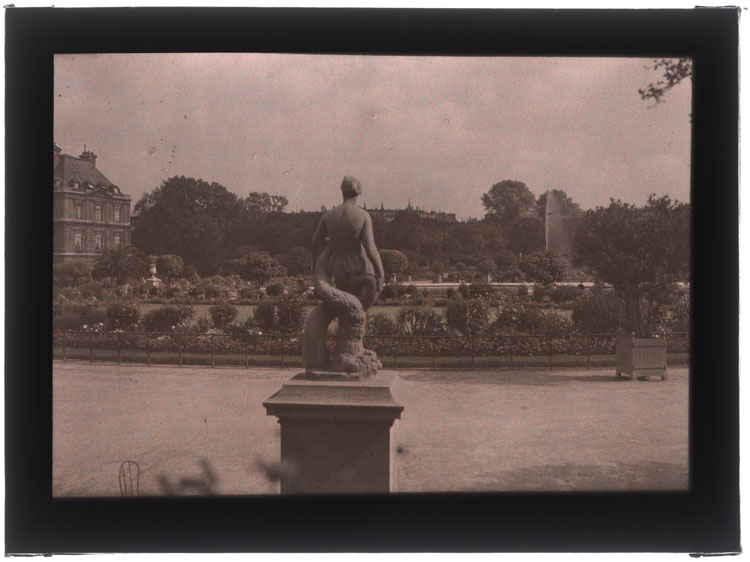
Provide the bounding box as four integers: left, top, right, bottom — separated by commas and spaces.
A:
79, 144, 97, 167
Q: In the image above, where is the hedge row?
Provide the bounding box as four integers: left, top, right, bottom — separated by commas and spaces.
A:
54, 332, 689, 358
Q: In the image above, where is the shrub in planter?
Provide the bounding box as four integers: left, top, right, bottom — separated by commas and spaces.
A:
142, 305, 195, 332
254, 300, 276, 332
275, 294, 307, 334
54, 303, 106, 330
208, 304, 239, 329
367, 313, 399, 336
105, 301, 141, 331
265, 283, 286, 297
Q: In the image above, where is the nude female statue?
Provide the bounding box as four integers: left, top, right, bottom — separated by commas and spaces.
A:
302, 176, 385, 377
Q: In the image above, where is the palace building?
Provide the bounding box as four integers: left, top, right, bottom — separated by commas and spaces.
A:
364, 200, 457, 222
53, 143, 132, 265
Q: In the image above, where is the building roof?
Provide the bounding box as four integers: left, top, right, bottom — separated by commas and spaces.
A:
54, 154, 120, 192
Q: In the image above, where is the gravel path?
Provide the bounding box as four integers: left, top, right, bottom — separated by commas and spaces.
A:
53, 362, 688, 497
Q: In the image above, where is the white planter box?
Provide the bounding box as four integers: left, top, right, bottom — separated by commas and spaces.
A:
615, 333, 668, 381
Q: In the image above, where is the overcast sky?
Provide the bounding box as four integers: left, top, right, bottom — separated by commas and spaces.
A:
54, 53, 691, 219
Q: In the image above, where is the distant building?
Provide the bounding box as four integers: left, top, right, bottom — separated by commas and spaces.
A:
364, 200, 457, 222
53, 143, 132, 265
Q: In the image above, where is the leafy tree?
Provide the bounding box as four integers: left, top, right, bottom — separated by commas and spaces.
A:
274, 246, 312, 276
380, 250, 409, 284
155, 254, 184, 281
519, 250, 567, 285
92, 245, 147, 284
477, 257, 497, 276
536, 189, 582, 220
132, 176, 244, 276
495, 249, 518, 268
481, 180, 536, 222
572, 289, 626, 334
573, 195, 690, 337
504, 215, 545, 255
639, 58, 693, 104
223, 250, 286, 286
241, 192, 288, 215
53, 261, 91, 287
430, 260, 446, 277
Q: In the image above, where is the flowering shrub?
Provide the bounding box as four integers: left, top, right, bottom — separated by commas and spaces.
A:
275, 294, 307, 334
54, 303, 107, 330
105, 301, 141, 331
446, 297, 490, 336
55, 330, 687, 360
254, 300, 276, 332
265, 283, 286, 297
397, 307, 447, 336
142, 305, 195, 332
208, 304, 239, 329
552, 285, 582, 304
367, 313, 399, 336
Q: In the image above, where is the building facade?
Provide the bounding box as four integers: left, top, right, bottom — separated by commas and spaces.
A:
53, 143, 132, 265
364, 201, 457, 222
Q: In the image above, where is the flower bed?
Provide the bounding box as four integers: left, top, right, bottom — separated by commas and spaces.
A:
54, 330, 687, 361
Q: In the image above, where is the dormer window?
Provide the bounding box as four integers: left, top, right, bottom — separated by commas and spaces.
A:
72, 181, 80, 190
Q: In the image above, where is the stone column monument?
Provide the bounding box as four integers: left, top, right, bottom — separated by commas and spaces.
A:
264, 176, 403, 494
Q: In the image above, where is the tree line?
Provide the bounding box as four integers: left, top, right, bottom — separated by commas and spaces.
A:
126, 175, 591, 282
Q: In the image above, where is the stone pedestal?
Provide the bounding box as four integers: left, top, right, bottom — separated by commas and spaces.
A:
263, 370, 403, 494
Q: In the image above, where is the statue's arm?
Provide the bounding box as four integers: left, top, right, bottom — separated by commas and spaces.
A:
361, 213, 385, 290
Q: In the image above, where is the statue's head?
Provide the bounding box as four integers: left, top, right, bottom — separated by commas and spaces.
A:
340, 176, 362, 200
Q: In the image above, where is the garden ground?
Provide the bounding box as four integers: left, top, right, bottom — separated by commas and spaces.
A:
53, 362, 688, 497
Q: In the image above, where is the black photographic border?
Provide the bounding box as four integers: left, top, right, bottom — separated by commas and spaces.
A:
5, 7, 739, 554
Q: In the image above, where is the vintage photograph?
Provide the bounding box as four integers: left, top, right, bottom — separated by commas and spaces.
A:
52, 53, 691, 497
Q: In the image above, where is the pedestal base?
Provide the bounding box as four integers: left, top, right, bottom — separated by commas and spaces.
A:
263, 370, 403, 494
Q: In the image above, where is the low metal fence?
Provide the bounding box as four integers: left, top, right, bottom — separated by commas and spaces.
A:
52, 330, 690, 370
